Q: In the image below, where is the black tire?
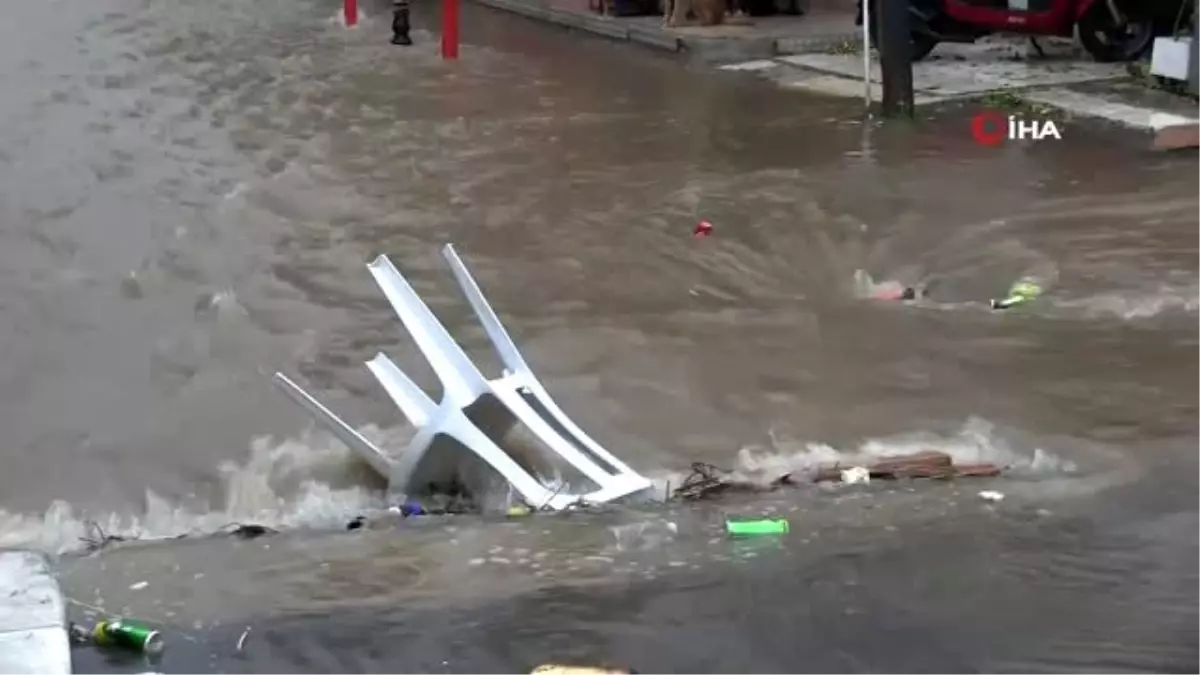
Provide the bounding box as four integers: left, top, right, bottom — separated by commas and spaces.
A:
1078, 3, 1155, 62
864, 8, 939, 61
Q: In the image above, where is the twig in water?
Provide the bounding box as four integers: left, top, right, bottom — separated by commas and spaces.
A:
237, 626, 252, 653
673, 462, 732, 501
79, 520, 131, 554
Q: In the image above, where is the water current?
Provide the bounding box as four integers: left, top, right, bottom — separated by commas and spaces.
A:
0, 0, 1195, 671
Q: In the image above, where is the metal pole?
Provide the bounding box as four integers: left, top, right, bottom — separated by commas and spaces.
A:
861, 0, 872, 110
392, 0, 413, 45
1189, 2, 1198, 96
878, 0, 914, 118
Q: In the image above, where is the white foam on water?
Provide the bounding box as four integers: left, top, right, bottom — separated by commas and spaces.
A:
852, 269, 909, 300
0, 427, 395, 555
740, 417, 1076, 479
0, 417, 1091, 555
1053, 285, 1199, 320
649, 417, 1078, 495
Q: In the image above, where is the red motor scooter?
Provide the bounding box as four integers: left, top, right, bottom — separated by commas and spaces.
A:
856, 0, 1160, 63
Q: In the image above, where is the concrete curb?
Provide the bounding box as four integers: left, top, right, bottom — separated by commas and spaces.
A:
1022, 88, 1200, 151
0, 551, 71, 675
627, 24, 680, 52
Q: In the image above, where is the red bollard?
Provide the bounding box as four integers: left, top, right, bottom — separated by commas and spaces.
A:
344, 0, 358, 26
441, 0, 459, 59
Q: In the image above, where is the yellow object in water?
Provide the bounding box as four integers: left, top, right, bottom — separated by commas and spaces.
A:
1008, 278, 1042, 300
506, 505, 531, 517
531, 665, 633, 674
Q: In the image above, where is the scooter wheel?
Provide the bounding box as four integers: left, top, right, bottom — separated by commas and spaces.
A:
1077, 3, 1155, 63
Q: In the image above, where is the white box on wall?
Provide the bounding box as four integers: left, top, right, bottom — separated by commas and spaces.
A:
1150, 36, 1193, 82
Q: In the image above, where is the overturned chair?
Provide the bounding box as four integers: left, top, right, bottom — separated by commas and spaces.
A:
274, 244, 653, 511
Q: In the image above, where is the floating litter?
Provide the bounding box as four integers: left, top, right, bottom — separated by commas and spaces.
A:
991, 278, 1042, 310
725, 518, 789, 536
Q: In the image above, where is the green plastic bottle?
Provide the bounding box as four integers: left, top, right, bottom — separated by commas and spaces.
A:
725, 518, 789, 536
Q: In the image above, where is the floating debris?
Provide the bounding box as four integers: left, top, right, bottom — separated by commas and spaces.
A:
671, 462, 770, 501
990, 277, 1043, 310
726, 518, 789, 536
79, 521, 131, 554
814, 451, 1002, 483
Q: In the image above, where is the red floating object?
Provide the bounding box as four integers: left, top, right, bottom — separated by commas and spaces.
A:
693, 220, 713, 237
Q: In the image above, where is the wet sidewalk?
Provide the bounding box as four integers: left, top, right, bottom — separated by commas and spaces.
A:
469, 0, 860, 59
720, 38, 1200, 149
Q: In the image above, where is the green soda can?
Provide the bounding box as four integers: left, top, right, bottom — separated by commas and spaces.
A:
92, 619, 165, 656
725, 518, 789, 536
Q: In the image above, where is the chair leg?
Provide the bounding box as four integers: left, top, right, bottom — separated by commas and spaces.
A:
367, 255, 486, 404
366, 352, 437, 428
272, 373, 394, 477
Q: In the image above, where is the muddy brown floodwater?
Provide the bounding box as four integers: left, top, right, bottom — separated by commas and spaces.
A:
1, 0, 1196, 672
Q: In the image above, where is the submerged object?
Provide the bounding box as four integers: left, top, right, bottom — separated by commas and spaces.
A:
726, 518, 790, 536
990, 278, 1042, 310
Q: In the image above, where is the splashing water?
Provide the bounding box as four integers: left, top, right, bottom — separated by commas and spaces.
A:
0, 418, 1097, 555
0, 427, 393, 555
645, 417, 1080, 501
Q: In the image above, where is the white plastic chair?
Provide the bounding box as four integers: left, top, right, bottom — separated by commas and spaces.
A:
274, 244, 652, 510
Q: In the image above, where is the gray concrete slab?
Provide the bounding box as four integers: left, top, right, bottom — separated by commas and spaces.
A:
0, 551, 71, 675
777, 47, 1127, 97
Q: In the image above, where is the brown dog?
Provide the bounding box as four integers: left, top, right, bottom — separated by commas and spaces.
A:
664, 0, 724, 26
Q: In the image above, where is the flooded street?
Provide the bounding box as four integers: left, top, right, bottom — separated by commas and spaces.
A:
0, 0, 1196, 671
